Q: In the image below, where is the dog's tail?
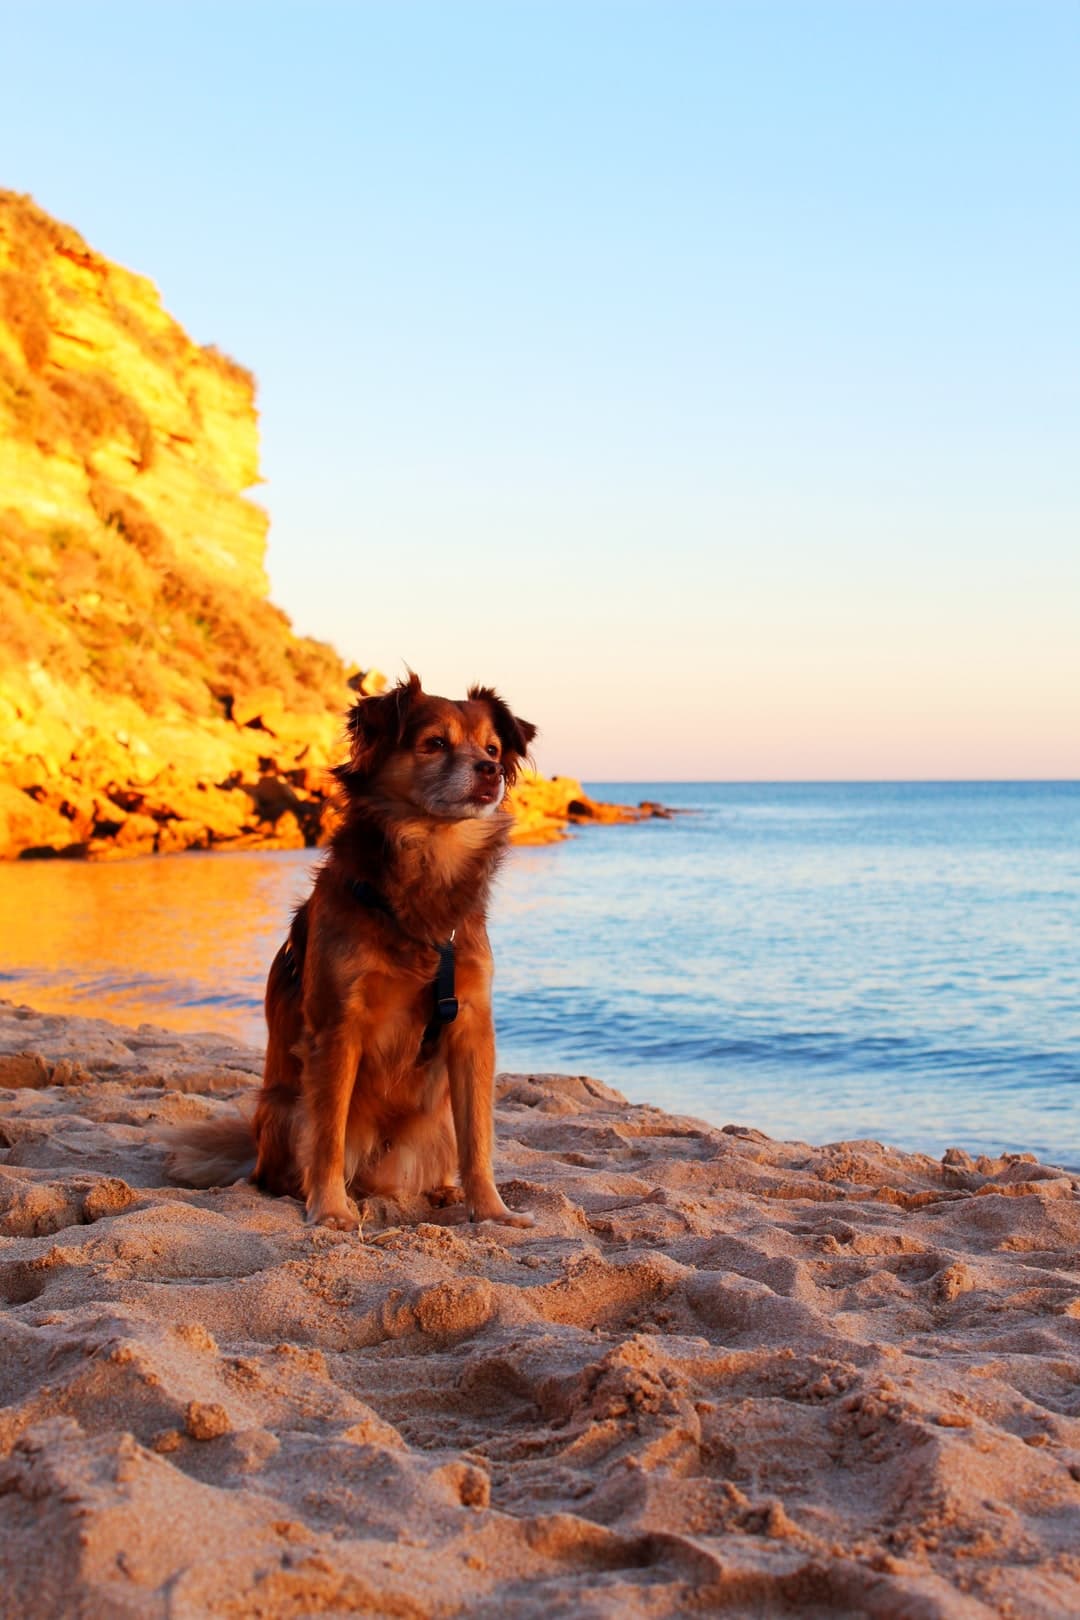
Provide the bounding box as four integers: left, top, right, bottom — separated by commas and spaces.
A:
164, 1112, 256, 1188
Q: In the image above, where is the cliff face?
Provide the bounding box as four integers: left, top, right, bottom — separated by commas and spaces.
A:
0, 193, 268, 596
0, 190, 361, 858
0, 193, 654, 859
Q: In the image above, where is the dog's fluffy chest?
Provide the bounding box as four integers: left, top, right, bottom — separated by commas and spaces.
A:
349, 949, 484, 1094
359, 970, 433, 1078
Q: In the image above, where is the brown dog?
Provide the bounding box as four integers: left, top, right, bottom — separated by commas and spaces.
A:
166, 674, 536, 1230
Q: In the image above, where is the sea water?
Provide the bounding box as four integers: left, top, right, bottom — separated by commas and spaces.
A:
2, 782, 1077, 1165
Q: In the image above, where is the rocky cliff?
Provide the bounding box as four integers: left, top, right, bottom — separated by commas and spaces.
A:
0, 192, 658, 859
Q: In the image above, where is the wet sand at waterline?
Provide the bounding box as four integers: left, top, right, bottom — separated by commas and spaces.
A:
3, 1001, 1080, 1617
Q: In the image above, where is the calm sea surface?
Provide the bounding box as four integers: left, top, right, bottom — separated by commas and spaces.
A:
2, 782, 1077, 1166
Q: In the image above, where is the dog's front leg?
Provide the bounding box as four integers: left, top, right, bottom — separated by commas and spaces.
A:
447, 1011, 533, 1228
299, 1019, 362, 1230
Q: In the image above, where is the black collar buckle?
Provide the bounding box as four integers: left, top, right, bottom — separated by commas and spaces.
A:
432, 940, 458, 1027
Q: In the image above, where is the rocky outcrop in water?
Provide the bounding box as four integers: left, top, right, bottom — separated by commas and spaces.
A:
506, 774, 671, 843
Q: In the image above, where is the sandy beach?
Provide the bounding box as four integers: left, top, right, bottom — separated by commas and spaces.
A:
2, 999, 1080, 1618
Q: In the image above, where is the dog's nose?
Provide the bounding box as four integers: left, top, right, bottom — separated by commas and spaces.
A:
475, 759, 499, 778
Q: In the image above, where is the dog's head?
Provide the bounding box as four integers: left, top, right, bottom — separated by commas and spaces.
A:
337, 673, 537, 819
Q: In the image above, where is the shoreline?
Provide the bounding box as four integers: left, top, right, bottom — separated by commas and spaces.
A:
1, 772, 674, 862
3, 1003, 1080, 1616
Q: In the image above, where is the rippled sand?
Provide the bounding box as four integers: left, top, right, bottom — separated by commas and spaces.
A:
2, 999, 1080, 1618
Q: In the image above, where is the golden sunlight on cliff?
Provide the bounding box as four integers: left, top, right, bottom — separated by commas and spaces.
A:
0, 189, 350, 857
0, 192, 657, 860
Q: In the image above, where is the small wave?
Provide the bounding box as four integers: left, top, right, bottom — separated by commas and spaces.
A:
494, 988, 1080, 1090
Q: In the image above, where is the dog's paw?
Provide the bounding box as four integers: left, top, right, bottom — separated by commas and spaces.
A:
427, 1185, 466, 1210
306, 1195, 362, 1233
468, 1199, 535, 1229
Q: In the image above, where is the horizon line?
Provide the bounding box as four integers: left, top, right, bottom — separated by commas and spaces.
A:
576, 776, 1080, 787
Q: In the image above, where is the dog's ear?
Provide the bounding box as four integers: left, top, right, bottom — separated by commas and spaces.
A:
468, 685, 537, 787
336, 672, 422, 790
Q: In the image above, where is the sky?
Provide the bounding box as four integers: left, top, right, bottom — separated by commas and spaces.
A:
1, 1, 1077, 780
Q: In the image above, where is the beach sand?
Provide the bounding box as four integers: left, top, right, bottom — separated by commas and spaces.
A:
2, 1000, 1080, 1618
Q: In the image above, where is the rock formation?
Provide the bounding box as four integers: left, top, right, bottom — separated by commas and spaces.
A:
0, 192, 661, 860
506, 773, 671, 844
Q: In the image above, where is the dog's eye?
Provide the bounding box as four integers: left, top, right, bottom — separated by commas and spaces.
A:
485, 745, 499, 757
424, 736, 448, 752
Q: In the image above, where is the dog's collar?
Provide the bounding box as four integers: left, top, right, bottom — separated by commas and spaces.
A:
349, 878, 459, 1053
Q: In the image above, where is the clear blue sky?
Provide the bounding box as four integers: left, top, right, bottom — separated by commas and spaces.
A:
2, 1, 1077, 778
